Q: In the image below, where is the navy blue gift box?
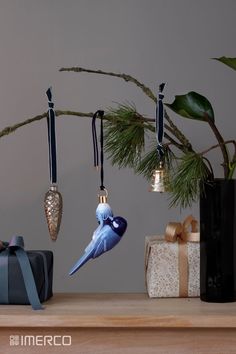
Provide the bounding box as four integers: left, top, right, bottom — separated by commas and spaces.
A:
0, 236, 53, 310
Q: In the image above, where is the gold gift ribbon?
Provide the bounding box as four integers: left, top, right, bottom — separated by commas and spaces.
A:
165, 215, 200, 297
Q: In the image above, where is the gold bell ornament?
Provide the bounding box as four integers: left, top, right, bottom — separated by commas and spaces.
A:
44, 88, 63, 241
149, 161, 169, 193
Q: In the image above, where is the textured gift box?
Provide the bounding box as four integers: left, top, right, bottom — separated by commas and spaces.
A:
145, 216, 200, 298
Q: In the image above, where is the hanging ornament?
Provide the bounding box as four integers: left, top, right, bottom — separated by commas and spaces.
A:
44, 87, 63, 241
149, 83, 169, 193
149, 161, 168, 192
69, 110, 127, 276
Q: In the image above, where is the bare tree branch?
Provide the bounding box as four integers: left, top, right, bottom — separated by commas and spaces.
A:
0, 111, 93, 139
59, 66, 157, 103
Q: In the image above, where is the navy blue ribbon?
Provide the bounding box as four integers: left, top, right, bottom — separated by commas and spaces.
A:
92, 110, 105, 191
46, 87, 57, 184
156, 83, 166, 160
0, 236, 43, 310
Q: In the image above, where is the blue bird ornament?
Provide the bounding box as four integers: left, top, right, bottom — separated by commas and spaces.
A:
84, 202, 113, 253
69, 212, 127, 276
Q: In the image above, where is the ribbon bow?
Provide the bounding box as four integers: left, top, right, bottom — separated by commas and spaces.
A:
0, 236, 43, 310
165, 215, 200, 297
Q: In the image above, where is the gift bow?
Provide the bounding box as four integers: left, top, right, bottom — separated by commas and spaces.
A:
165, 215, 200, 243
0, 236, 43, 310
165, 215, 200, 297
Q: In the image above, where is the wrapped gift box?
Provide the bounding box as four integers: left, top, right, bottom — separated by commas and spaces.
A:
145, 216, 200, 298
0, 236, 53, 307
5, 250, 53, 304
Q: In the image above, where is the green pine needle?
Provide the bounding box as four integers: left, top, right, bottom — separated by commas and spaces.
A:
136, 148, 158, 179
104, 103, 152, 168
169, 152, 210, 208
136, 144, 174, 179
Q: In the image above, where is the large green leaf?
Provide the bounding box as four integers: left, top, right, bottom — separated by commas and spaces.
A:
213, 57, 236, 71
165, 91, 214, 122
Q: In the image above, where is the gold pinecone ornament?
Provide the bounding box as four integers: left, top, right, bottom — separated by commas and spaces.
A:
44, 185, 63, 241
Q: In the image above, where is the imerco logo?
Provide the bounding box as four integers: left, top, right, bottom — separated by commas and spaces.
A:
9, 335, 72, 346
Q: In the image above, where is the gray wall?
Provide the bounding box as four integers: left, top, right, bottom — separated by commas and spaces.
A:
0, 0, 235, 292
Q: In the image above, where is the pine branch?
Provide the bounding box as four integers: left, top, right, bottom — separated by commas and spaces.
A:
59, 66, 194, 155
115, 112, 196, 152
104, 103, 147, 168
59, 66, 157, 103
0, 110, 94, 139
136, 144, 174, 179
0, 107, 151, 140
0, 112, 47, 138
136, 148, 159, 179
0, 107, 161, 140
169, 152, 211, 209
103, 103, 192, 170
56, 110, 94, 118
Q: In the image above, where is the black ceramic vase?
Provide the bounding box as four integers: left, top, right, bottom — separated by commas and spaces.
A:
200, 179, 236, 302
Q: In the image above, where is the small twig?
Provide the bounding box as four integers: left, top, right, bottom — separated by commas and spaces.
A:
202, 157, 214, 179
0, 112, 47, 139
164, 132, 185, 151
199, 139, 236, 157
59, 66, 157, 103
204, 114, 230, 177
200, 139, 236, 179
56, 110, 93, 118
232, 144, 236, 164
164, 123, 191, 149
164, 111, 193, 151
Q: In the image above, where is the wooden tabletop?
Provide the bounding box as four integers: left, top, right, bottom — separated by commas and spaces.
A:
0, 293, 236, 328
